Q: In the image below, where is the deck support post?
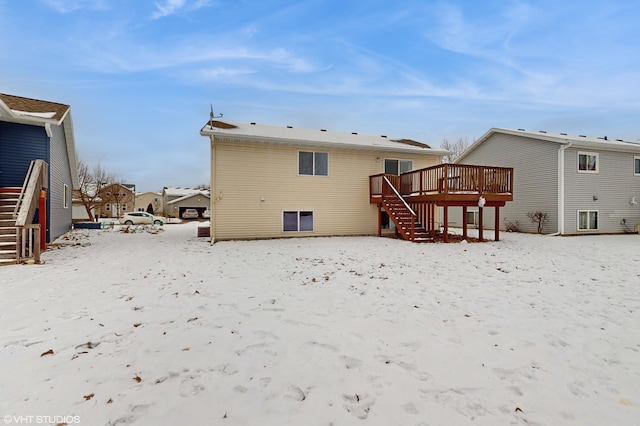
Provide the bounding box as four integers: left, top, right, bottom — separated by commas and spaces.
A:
462, 206, 468, 239
478, 207, 484, 241
377, 204, 382, 237
443, 205, 449, 243
494, 206, 500, 241
38, 189, 47, 250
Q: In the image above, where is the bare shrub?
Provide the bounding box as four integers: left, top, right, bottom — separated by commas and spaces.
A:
527, 211, 548, 234
504, 219, 520, 232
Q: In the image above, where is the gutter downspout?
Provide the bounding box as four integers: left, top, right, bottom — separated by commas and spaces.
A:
550, 140, 572, 236
209, 134, 216, 244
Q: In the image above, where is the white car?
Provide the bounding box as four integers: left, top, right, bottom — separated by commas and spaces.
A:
182, 209, 199, 219
119, 212, 164, 225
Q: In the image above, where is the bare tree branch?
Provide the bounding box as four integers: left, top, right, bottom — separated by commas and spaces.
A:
440, 137, 473, 163
76, 158, 117, 221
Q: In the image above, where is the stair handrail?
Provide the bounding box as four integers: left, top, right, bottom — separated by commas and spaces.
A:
383, 176, 416, 241
13, 160, 36, 219
14, 159, 48, 227
383, 176, 416, 216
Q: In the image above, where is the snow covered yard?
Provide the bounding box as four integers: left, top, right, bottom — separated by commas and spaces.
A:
1, 222, 639, 426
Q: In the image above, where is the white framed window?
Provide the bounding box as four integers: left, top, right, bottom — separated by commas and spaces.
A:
122, 204, 127, 211
466, 209, 479, 226
384, 159, 413, 175
105, 203, 111, 211
299, 152, 328, 176
283, 211, 314, 232
577, 210, 598, 231
634, 156, 640, 176
63, 184, 69, 209
578, 152, 598, 173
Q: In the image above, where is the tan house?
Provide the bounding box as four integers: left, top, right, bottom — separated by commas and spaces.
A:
135, 191, 162, 214
199, 120, 457, 242
95, 183, 135, 219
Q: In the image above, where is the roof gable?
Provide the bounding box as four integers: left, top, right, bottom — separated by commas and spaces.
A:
457, 128, 640, 162
0, 93, 70, 123
201, 120, 446, 156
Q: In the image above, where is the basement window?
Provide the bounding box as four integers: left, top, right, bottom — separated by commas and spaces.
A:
577, 210, 598, 231
299, 152, 328, 176
578, 152, 598, 173
283, 211, 314, 232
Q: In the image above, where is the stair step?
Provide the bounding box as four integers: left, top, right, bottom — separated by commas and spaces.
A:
0, 258, 17, 266
0, 249, 18, 259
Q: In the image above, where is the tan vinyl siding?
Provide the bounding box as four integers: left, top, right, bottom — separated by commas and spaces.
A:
211, 141, 438, 240
456, 133, 559, 233
564, 148, 640, 234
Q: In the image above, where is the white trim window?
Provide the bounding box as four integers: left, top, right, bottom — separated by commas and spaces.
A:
122, 203, 127, 212
105, 203, 111, 212
63, 184, 69, 209
384, 159, 413, 175
577, 210, 598, 231
299, 152, 328, 176
578, 152, 599, 173
283, 211, 314, 232
634, 156, 640, 176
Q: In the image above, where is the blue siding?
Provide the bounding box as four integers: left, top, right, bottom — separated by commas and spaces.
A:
0, 121, 48, 187
48, 124, 73, 241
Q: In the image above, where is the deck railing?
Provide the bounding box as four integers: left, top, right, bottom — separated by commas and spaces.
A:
371, 164, 513, 198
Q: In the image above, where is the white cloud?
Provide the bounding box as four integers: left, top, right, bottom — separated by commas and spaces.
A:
150, 0, 211, 20
41, 0, 109, 13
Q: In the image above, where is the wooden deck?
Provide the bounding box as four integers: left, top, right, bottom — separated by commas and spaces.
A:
370, 164, 514, 242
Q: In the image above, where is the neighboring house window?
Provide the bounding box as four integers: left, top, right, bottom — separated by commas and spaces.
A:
63, 184, 69, 209
384, 159, 413, 175
578, 210, 598, 231
105, 203, 111, 211
122, 204, 127, 211
466, 209, 478, 226
283, 211, 313, 232
635, 156, 640, 176
578, 152, 598, 173
299, 152, 328, 176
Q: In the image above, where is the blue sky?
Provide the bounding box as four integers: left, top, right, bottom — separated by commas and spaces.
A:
2, 0, 640, 192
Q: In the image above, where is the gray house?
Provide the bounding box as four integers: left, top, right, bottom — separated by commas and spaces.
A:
454, 128, 640, 235
162, 187, 210, 218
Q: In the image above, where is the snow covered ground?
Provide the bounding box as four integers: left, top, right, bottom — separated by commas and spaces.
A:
1, 222, 639, 426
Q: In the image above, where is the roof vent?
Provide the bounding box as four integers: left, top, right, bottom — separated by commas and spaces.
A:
250, 122, 256, 125
517, 128, 525, 131
320, 129, 327, 132
539, 130, 547, 133
352, 132, 358, 135
287, 125, 293, 129
579, 135, 586, 137
616, 139, 623, 141
560, 133, 567, 135
381, 135, 387, 138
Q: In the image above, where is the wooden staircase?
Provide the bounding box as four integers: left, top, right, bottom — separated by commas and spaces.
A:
0, 188, 20, 265
380, 177, 432, 243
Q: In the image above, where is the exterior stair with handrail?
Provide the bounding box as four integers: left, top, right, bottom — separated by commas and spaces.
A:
381, 176, 432, 242
0, 188, 20, 265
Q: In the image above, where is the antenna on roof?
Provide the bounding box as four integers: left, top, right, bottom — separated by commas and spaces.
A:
209, 104, 223, 129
